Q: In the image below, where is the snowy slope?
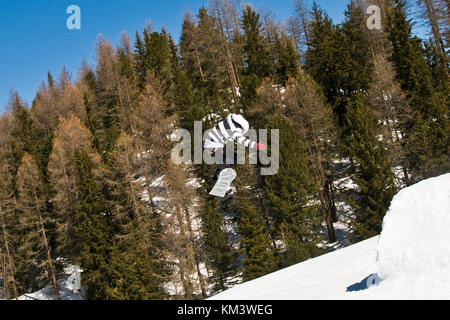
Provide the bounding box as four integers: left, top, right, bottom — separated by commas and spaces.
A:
211, 173, 450, 300
210, 236, 379, 300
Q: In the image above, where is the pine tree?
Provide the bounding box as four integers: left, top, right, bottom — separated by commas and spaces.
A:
95, 37, 123, 159
305, 2, 373, 125
263, 115, 323, 266
305, 4, 345, 123
165, 161, 209, 299
386, 0, 449, 181
240, 5, 273, 111
345, 96, 397, 240
48, 114, 101, 262
237, 194, 278, 282
0, 160, 18, 299
274, 33, 301, 85
417, 0, 447, 58
241, 6, 272, 79
16, 153, 60, 299
289, 0, 312, 61
209, 0, 241, 103
367, 53, 412, 186
71, 148, 116, 300
200, 197, 236, 293
104, 133, 168, 300
284, 72, 339, 243
0, 114, 20, 298
194, 6, 236, 114
9, 93, 37, 176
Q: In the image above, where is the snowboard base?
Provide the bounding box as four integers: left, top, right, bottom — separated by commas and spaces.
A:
209, 168, 237, 198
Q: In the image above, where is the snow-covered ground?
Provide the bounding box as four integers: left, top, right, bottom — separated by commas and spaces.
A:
211, 174, 450, 300
18, 265, 83, 300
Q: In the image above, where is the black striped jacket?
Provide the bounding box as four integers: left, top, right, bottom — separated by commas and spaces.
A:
206, 114, 256, 149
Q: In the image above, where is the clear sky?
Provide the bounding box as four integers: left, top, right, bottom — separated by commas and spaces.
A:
0, 1, 421, 112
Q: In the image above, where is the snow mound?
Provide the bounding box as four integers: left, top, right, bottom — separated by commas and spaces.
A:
376, 173, 450, 281
210, 174, 450, 300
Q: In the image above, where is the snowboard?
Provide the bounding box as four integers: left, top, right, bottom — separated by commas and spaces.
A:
209, 168, 237, 198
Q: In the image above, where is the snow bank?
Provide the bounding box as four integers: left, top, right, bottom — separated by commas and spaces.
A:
377, 173, 450, 280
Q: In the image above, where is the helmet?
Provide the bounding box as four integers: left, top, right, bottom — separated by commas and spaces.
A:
231, 114, 249, 134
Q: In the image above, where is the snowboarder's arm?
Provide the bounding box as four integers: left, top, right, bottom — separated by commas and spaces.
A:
229, 132, 257, 149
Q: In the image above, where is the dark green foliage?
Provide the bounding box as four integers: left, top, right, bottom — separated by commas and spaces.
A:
385, 0, 435, 116
306, 2, 372, 125
274, 34, 301, 86
241, 6, 272, 79
263, 115, 323, 266
200, 198, 236, 293
240, 6, 273, 111
72, 149, 117, 299
345, 96, 397, 240
9, 94, 37, 174
385, 0, 449, 181
237, 195, 278, 282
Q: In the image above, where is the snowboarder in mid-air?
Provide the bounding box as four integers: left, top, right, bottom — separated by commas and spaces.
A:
204, 113, 266, 198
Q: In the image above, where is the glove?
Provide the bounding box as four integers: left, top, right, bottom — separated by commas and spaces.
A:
256, 142, 267, 151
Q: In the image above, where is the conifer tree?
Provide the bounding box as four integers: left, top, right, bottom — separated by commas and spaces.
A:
367, 53, 412, 185
306, 2, 373, 125
16, 153, 60, 299
236, 194, 278, 282
195, 6, 236, 114
0, 114, 20, 298
200, 197, 236, 294
274, 33, 301, 85
241, 6, 272, 79
165, 161, 209, 299
345, 96, 397, 240
305, 4, 345, 122
104, 133, 169, 300
95, 37, 123, 158
9, 93, 37, 175
386, 0, 449, 181
284, 72, 339, 243
289, 0, 312, 60
71, 148, 116, 300
0, 161, 18, 299
263, 115, 323, 266
48, 114, 100, 262
240, 5, 273, 110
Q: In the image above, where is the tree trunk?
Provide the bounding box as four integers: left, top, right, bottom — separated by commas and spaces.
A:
422, 0, 446, 58
182, 204, 207, 299
174, 206, 195, 299
0, 204, 18, 299
311, 139, 337, 243
1, 254, 11, 300
33, 191, 60, 300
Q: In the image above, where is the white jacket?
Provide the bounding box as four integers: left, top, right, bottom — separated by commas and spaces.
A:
204, 114, 257, 149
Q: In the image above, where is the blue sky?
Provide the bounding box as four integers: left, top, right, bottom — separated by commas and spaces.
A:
0, 1, 421, 111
